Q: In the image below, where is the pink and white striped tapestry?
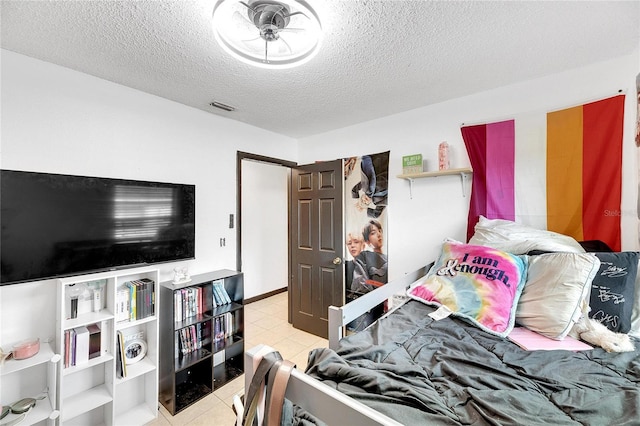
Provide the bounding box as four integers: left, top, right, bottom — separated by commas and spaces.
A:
462, 95, 625, 251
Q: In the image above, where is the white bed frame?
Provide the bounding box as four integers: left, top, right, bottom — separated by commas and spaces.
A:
244, 265, 430, 426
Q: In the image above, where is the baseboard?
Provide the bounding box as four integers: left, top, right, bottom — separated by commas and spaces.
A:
245, 287, 287, 305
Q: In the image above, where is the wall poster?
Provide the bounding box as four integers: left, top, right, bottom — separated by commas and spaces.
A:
343, 151, 389, 331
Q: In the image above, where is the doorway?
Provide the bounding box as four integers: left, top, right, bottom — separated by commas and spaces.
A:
237, 152, 344, 338
237, 152, 295, 303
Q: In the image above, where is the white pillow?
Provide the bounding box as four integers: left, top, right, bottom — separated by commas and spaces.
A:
516, 252, 600, 340
469, 216, 586, 255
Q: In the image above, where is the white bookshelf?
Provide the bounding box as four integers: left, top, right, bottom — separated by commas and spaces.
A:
56, 266, 159, 425
0, 341, 60, 426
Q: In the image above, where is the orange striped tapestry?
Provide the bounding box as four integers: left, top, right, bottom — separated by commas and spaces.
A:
547, 95, 624, 251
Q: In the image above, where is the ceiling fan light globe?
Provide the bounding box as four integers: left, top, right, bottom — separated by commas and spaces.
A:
252, 4, 290, 29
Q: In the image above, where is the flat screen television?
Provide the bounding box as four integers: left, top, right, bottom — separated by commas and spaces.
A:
1, 169, 195, 285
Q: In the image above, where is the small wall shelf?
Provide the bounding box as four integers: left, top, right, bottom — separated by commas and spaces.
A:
397, 167, 473, 198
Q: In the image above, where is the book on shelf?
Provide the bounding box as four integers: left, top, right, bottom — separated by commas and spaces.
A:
116, 330, 127, 378
174, 330, 179, 358
117, 279, 155, 323
212, 280, 232, 306
199, 286, 204, 315
176, 321, 213, 357
181, 288, 188, 319
174, 291, 181, 323
221, 283, 232, 304
75, 326, 90, 365
64, 330, 68, 368
190, 287, 198, 316
64, 325, 97, 368
508, 327, 593, 351
128, 281, 137, 320
214, 316, 223, 343
115, 287, 130, 322
182, 325, 194, 354
212, 312, 235, 348
64, 329, 75, 368
174, 286, 210, 322
224, 312, 233, 338
71, 329, 76, 367
178, 327, 187, 355
87, 323, 101, 359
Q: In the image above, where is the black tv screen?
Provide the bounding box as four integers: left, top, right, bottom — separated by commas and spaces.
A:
1, 170, 195, 285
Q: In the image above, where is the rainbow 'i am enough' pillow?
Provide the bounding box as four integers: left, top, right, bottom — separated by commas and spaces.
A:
408, 239, 528, 337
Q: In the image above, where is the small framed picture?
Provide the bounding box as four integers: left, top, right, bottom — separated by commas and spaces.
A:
124, 339, 147, 364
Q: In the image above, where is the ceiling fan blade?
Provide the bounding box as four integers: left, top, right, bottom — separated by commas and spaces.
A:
241, 36, 262, 43
283, 11, 308, 19
232, 10, 253, 27
231, 11, 259, 39
280, 27, 306, 33
239, 1, 255, 12
278, 36, 293, 54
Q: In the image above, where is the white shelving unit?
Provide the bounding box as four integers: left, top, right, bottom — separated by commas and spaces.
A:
397, 167, 473, 198
56, 266, 159, 426
0, 341, 60, 425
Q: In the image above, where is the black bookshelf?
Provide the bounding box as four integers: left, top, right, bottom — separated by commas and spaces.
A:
158, 270, 244, 415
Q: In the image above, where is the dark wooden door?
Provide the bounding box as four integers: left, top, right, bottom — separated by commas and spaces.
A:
290, 160, 343, 338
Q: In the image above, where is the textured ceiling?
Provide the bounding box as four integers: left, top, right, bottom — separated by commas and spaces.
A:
1, 1, 639, 139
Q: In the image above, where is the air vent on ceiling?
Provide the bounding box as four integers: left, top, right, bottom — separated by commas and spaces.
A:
209, 101, 236, 112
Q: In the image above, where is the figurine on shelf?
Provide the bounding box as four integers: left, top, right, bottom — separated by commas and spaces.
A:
438, 141, 450, 170
172, 267, 191, 284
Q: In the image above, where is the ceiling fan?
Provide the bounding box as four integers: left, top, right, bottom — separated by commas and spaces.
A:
212, 0, 322, 69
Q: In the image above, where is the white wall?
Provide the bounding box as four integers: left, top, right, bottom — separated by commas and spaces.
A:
2, 48, 639, 343
241, 160, 289, 299
298, 52, 640, 281
0, 50, 296, 344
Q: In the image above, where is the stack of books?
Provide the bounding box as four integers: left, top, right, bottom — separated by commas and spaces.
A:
212, 280, 232, 307
64, 323, 100, 368
213, 312, 235, 347
176, 322, 212, 356
115, 278, 155, 322
173, 286, 211, 322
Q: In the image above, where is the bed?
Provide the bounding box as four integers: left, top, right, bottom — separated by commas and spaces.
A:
244, 218, 640, 425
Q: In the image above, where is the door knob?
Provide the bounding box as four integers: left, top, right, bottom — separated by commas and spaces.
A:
333, 257, 342, 265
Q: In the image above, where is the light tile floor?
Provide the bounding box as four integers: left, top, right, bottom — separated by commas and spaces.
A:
147, 291, 328, 426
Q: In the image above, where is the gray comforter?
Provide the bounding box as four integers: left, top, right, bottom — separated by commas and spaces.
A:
305, 300, 640, 425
